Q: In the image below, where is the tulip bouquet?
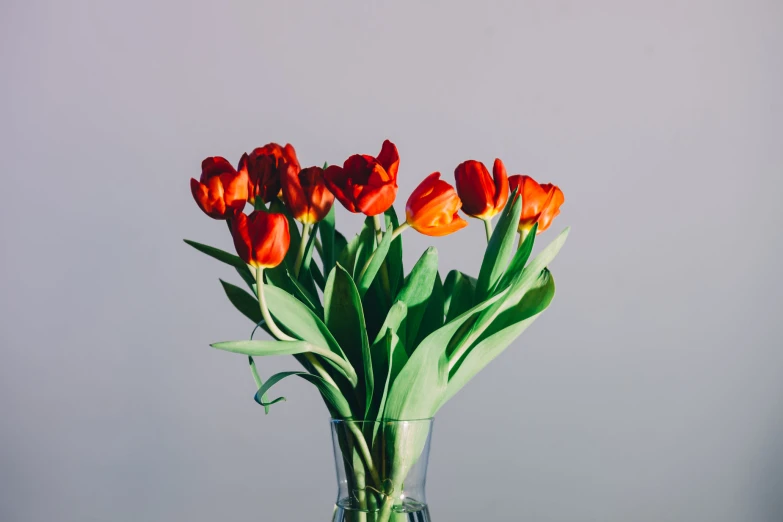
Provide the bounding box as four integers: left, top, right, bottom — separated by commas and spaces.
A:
186, 139, 567, 521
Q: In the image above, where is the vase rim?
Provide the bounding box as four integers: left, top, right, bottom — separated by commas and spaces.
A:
330, 417, 433, 425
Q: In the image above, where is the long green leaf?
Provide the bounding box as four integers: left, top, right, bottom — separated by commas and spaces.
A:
443, 270, 555, 405
443, 270, 475, 323
185, 239, 255, 289
298, 222, 320, 298
384, 207, 404, 296
211, 339, 354, 379
324, 264, 372, 414
320, 205, 337, 276
383, 291, 506, 421
253, 371, 353, 419
248, 356, 276, 414
263, 284, 357, 385
283, 270, 323, 316
270, 198, 301, 269
475, 190, 522, 300
219, 279, 262, 326
311, 262, 326, 290
354, 219, 377, 279
366, 302, 409, 426
357, 226, 393, 298
450, 228, 569, 369
496, 222, 538, 292
338, 227, 372, 279
413, 272, 444, 348
395, 247, 439, 353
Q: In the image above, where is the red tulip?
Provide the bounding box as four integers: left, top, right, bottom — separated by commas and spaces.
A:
508, 175, 565, 233
230, 211, 290, 268
323, 140, 399, 216
281, 165, 335, 224
190, 157, 249, 219
239, 143, 301, 205
405, 172, 468, 237
454, 158, 509, 220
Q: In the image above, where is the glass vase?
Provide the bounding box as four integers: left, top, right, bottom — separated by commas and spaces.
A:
330, 419, 434, 522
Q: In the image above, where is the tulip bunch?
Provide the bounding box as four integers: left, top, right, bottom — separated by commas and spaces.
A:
186, 139, 567, 520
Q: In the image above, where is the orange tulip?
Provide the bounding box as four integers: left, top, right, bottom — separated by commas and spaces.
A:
230, 211, 290, 268
323, 140, 399, 216
405, 172, 468, 236
508, 175, 565, 234
281, 165, 335, 224
239, 143, 301, 205
454, 158, 509, 220
190, 157, 249, 219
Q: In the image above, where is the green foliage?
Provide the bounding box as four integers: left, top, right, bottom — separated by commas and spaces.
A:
476, 190, 522, 300
188, 205, 569, 423
395, 248, 439, 352
324, 265, 373, 415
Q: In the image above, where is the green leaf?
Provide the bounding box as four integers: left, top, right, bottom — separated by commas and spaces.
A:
443, 270, 475, 323
320, 206, 337, 277
475, 189, 522, 300
263, 284, 357, 385
334, 230, 348, 264
270, 198, 301, 270
354, 218, 378, 278
248, 356, 275, 414
366, 301, 409, 425
357, 225, 393, 298
323, 264, 372, 414
443, 269, 555, 406
219, 279, 263, 326
310, 262, 326, 290
383, 291, 506, 421
211, 339, 354, 377
298, 223, 320, 298
395, 247, 439, 353
496, 222, 538, 292
285, 269, 323, 317
254, 371, 353, 419
372, 301, 409, 382
184, 239, 255, 289
450, 227, 570, 369
337, 227, 373, 279
384, 207, 404, 295
413, 272, 444, 347
367, 329, 405, 443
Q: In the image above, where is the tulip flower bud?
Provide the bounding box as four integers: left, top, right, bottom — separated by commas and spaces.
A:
230, 211, 290, 268
508, 175, 564, 234
324, 140, 399, 216
239, 143, 300, 205
281, 165, 335, 224
190, 157, 249, 219
454, 158, 509, 220
405, 172, 468, 236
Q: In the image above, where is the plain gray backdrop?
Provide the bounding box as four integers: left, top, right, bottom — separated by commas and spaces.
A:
2, 1, 782, 521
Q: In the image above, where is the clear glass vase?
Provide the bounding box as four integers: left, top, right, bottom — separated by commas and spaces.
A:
330, 419, 434, 522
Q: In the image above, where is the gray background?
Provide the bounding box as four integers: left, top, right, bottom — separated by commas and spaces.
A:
2, 1, 782, 521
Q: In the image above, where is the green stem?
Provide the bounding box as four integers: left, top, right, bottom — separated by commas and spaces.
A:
483, 218, 493, 242
376, 494, 396, 522
390, 222, 410, 241
518, 226, 533, 249
372, 214, 384, 246
255, 267, 296, 342
314, 236, 324, 260
348, 423, 382, 491
257, 266, 359, 386
372, 215, 392, 300
293, 223, 311, 278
